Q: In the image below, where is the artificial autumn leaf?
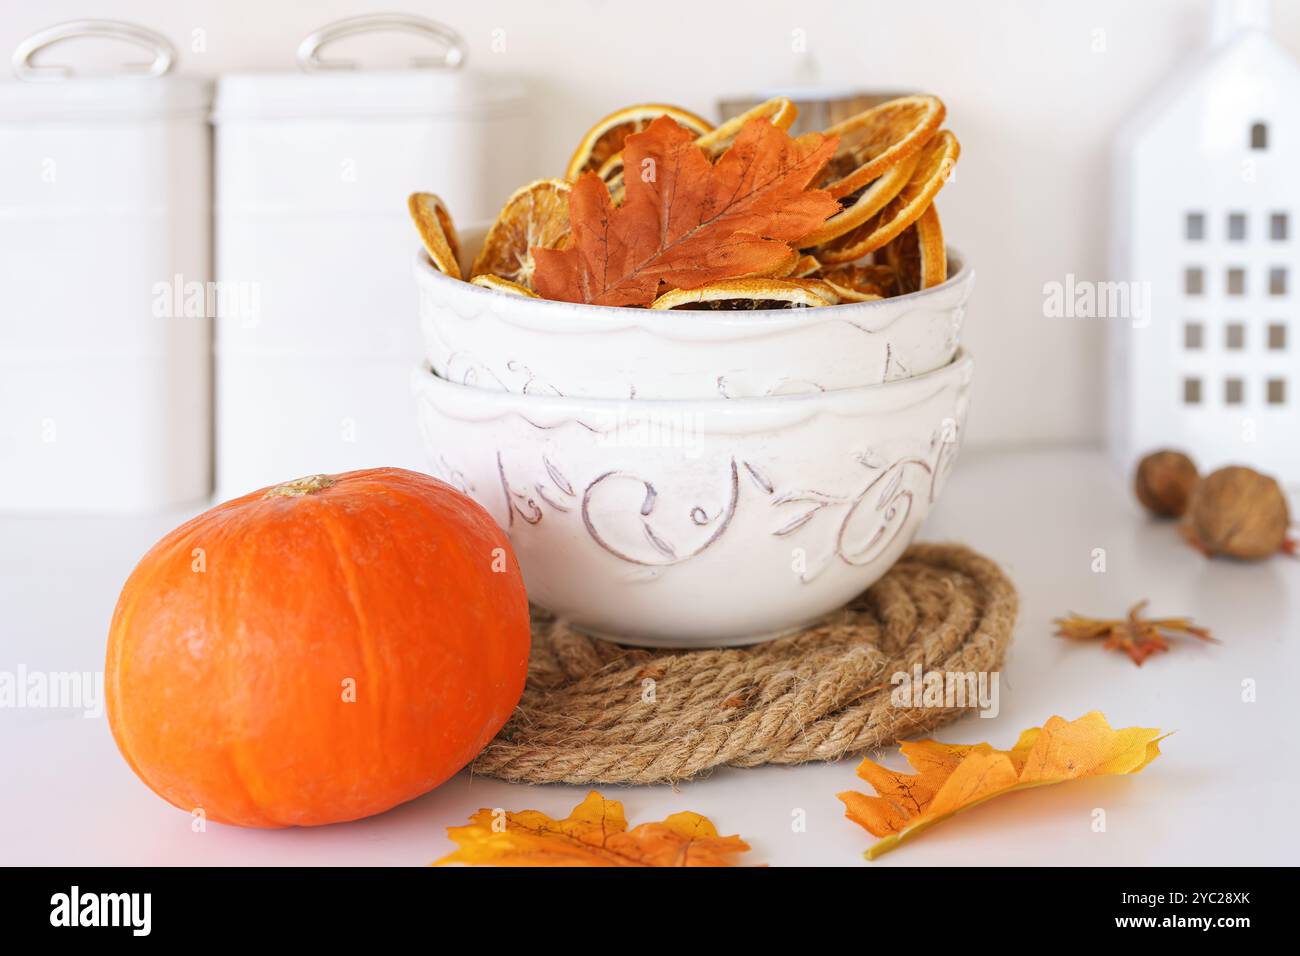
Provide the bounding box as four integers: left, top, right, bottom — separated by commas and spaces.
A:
534, 115, 840, 306
839, 712, 1166, 859
1054, 601, 1216, 666
434, 790, 751, 867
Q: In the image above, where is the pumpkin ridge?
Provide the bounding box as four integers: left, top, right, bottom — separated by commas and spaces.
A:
316, 498, 391, 798
217, 509, 282, 827
105, 528, 199, 810
104, 565, 150, 794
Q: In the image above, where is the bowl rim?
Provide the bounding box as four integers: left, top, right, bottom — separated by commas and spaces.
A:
414, 348, 973, 424
412, 244, 973, 332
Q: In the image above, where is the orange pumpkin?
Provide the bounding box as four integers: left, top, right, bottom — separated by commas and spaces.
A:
105, 468, 530, 828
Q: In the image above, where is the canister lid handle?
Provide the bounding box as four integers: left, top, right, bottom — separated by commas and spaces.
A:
12, 19, 176, 81
297, 13, 467, 71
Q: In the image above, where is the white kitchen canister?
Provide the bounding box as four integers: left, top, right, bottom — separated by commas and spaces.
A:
212, 14, 532, 500
0, 21, 212, 513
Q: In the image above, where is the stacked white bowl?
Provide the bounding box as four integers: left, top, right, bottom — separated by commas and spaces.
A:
412, 230, 974, 647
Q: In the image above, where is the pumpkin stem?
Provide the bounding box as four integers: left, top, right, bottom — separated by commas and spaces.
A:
264, 474, 337, 498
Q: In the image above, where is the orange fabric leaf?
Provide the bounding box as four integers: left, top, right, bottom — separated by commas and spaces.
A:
534, 115, 840, 306
1054, 601, 1216, 666
839, 712, 1166, 859
434, 790, 751, 867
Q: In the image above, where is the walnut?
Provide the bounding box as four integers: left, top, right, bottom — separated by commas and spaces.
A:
1134, 450, 1198, 518
1187, 466, 1291, 560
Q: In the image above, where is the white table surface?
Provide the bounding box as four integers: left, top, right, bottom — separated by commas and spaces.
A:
2, 446, 1297, 866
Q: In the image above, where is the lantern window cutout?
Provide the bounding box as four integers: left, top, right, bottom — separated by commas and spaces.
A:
1224, 322, 1245, 350
1269, 267, 1287, 294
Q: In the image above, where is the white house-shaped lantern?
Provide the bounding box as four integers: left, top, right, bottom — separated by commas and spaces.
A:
1110, 0, 1300, 486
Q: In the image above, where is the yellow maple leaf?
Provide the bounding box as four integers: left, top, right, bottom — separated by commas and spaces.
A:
839, 712, 1166, 859
435, 791, 751, 867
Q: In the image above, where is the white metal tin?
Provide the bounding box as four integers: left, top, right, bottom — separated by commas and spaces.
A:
212, 15, 533, 499
0, 21, 212, 513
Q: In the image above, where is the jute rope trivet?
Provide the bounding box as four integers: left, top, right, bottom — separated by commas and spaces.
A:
473, 542, 1017, 785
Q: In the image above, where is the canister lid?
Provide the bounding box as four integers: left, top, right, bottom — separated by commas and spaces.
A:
212, 69, 528, 122
214, 13, 527, 123
0, 75, 212, 122
3, 20, 210, 121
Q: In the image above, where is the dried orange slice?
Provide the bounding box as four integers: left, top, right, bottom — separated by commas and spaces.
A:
407, 192, 462, 279
784, 253, 823, 278
596, 153, 629, 204
595, 151, 625, 185
796, 151, 919, 247
649, 277, 834, 310
695, 97, 797, 157
813, 130, 959, 264
599, 99, 797, 203
819, 95, 945, 200
819, 263, 900, 301
564, 103, 713, 181
470, 274, 539, 297
793, 278, 841, 305
470, 179, 572, 289
883, 203, 947, 292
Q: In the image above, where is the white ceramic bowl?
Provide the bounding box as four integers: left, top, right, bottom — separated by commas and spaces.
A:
414, 233, 973, 400
412, 350, 974, 647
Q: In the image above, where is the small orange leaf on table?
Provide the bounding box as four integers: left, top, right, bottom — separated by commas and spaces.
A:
839, 712, 1166, 859
1054, 600, 1216, 666
534, 115, 840, 307
435, 791, 751, 867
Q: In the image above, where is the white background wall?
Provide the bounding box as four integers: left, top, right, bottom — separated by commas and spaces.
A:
5, 0, 1298, 448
